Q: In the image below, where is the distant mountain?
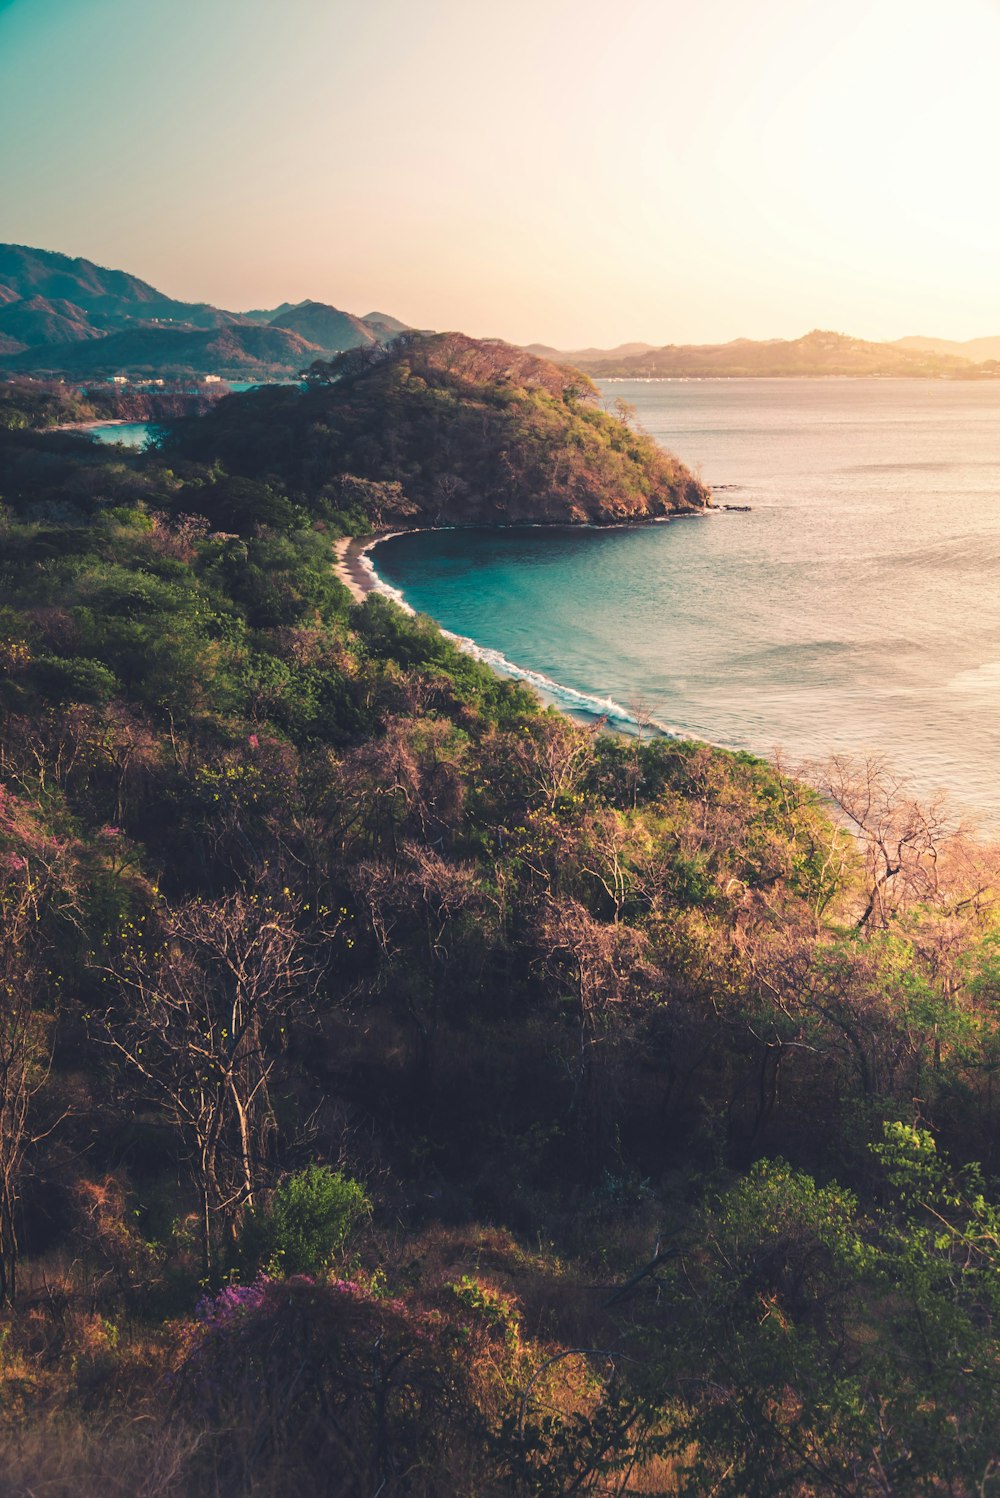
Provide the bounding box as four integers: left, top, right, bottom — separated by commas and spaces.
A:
894, 334, 1000, 363
0, 295, 106, 347
269, 300, 378, 354
0, 243, 165, 316
243, 303, 413, 348
0, 245, 246, 332
0, 244, 414, 377
5, 323, 323, 379
525, 341, 658, 364
552, 329, 988, 378
363, 310, 410, 337
241, 301, 297, 325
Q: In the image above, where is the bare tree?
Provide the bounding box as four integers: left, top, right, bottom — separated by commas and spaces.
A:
98, 884, 326, 1278
0, 786, 75, 1305
580, 807, 652, 924
538, 896, 649, 1155
808, 754, 982, 931
512, 716, 597, 815
0, 872, 54, 1305
353, 843, 481, 1080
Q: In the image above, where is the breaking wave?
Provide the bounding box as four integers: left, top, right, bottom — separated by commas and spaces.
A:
361, 541, 675, 735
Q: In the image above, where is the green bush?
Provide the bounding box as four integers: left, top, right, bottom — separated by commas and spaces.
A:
237, 1165, 370, 1278
29, 653, 120, 704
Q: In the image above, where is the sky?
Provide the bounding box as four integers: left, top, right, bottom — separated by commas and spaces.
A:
2, 0, 1000, 348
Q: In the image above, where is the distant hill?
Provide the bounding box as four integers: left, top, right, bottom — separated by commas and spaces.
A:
363, 310, 410, 337
0, 294, 106, 348
0, 244, 414, 378
525, 341, 658, 364
269, 300, 378, 354
0, 244, 246, 332
241, 301, 297, 325
243, 302, 413, 350
552, 329, 990, 378
0, 243, 167, 318
5, 323, 323, 379
894, 334, 1000, 363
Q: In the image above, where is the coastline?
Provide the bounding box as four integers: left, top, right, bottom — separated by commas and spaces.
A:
333, 507, 717, 606
335, 527, 690, 738
333, 535, 377, 603
48, 418, 134, 433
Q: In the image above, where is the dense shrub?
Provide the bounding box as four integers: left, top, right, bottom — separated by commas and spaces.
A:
237, 1166, 370, 1278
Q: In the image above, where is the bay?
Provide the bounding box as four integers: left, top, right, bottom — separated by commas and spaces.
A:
371, 378, 1000, 825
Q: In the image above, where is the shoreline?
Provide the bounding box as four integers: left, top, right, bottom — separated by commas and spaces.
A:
332, 526, 691, 738
333, 534, 390, 602
333, 508, 718, 605
47, 418, 134, 433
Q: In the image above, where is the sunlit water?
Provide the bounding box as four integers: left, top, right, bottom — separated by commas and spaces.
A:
370, 379, 1000, 825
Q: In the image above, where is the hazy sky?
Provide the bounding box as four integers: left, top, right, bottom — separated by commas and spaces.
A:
2, 0, 1000, 347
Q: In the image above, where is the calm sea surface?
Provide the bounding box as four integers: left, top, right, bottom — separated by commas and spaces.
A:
371, 379, 1000, 825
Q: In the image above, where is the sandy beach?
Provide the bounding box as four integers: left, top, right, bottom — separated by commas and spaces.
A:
48, 418, 132, 433
333, 535, 379, 602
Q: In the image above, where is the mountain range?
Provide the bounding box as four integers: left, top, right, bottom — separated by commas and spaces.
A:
3, 244, 1000, 382
0, 244, 413, 378
526, 328, 1000, 378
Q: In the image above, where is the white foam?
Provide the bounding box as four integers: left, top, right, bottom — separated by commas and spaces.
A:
358, 545, 415, 613
362, 540, 681, 735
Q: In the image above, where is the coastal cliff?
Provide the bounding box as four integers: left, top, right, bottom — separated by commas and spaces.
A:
166, 331, 710, 530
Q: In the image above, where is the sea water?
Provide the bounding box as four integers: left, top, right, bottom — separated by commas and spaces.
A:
370, 378, 1000, 825
90, 421, 156, 448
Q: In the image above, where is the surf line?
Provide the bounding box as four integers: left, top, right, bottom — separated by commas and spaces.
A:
354, 533, 682, 739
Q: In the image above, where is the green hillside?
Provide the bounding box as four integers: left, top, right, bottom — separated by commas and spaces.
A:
0, 362, 997, 1496
169, 331, 709, 525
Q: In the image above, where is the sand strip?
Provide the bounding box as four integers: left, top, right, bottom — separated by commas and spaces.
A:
333, 535, 378, 602
46, 419, 134, 433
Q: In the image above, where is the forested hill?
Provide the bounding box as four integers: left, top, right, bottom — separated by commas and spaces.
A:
167, 331, 710, 526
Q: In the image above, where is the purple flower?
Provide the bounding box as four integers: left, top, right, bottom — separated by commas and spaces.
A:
196, 1274, 271, 1326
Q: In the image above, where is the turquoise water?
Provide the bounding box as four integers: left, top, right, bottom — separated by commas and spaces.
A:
89, 421, 157, 448
87, 386, 279, 447
371, 378, 1000, 824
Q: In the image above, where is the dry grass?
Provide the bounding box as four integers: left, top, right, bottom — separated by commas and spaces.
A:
0, 1417, 202, 1498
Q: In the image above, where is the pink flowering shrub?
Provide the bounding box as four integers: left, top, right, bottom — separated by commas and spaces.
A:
177, 1276, 494, 1495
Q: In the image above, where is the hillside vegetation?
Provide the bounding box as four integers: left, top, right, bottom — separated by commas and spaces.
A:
169, 332, 709, 526
0, 370, 998, 1495
0, 378, 225, 432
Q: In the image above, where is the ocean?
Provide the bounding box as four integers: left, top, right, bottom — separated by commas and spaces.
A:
370, 378, 1000, 826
